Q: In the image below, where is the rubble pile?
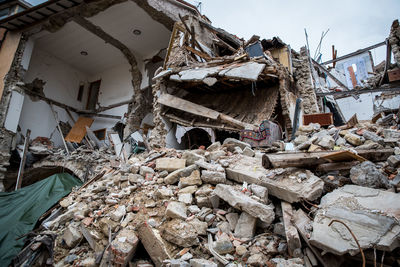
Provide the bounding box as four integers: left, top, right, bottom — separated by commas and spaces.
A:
16, 119, 400, 267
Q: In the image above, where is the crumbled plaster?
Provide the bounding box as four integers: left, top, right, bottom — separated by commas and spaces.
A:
0, 34, 28, 191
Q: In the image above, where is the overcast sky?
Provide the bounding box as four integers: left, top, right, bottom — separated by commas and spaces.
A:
27, 0, 399, 64
185, 0, 399, 64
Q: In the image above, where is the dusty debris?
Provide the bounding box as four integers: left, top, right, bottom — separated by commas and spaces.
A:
0, 1, 399, 266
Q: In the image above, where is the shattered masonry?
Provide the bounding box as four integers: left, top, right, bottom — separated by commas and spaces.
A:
0, 0, 399, 266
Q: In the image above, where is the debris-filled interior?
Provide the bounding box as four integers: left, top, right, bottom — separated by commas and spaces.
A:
0, 0, 399, 266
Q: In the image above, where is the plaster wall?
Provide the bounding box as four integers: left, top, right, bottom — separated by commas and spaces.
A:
19, 48, 87, 146
336, 92, 400, 121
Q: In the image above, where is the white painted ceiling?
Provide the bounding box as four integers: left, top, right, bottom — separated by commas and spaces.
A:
33, 1, 171, 75
88, 1, 171, 58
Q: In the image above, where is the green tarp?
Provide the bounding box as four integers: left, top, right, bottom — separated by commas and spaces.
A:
0, 173, 82, 266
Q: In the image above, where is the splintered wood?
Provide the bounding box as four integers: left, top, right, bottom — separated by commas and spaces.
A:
65, 117, 94, 143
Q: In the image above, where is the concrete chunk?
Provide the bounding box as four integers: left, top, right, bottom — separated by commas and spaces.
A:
178, 66, 220, 81
310, 185, 400, 256
166, 201, 187, 220
180, 170, 202, 187
201, 170, 227, 184
182, 151, 205, 166
138, 222, 175, 267
214, 184, 275, 225
344, 133, 362, 146
363, 130, 384, 145
281, 201, 302, 257
62, 224, 82, 248
156, 158, 186, 172
234, 212, 257, 239
161, 219, 199, 247
223, 138, 251, 150
164, 165, 198, 185
350, 161, 389, 188
110, 228, 139, 266
226, 155, 324, 203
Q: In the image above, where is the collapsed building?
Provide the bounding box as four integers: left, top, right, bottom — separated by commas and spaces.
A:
0, 0, 400, 266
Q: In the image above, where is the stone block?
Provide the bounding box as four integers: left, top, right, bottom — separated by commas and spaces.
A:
223, 138, 251, 150
180, 170, 202, 187
165, 201, 187, 220
156, 158, 186, 172
344, 133, 362, 146
62, 223, 82, 248
109, 228, 139, 266
214, 184, 275, 225
161, 219, 199, 247
164, 165, 198, 185
137, 222, 175, 267
201, 170, 226, 184
182, 151, 205, 166
234, 212, 257, 239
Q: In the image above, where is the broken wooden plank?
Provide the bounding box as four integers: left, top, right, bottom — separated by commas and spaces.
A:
158, 93, 254, 129
65, 117, 94, 143
322, 41, 386, 65
316, 161, 359, 172
184, 45, 211, 61
316, 86, 400, 98
262, 149, 394, 169
65, 109, 93, 150
322, 150, 367, 162
158, 93, 219, 120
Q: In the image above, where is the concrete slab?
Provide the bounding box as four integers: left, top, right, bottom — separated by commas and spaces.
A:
310, 185, 400, 256
220, 62, 265, 81
226, 155, 324, 203
177, 66, 220, 82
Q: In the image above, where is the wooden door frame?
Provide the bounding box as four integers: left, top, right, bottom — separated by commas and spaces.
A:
86, 80, 101, 110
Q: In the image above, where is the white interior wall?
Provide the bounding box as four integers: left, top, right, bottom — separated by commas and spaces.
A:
18, 37, 162, 148
89, 63, 133, 130
19, 48, 87, 147
336, 92, 400, 121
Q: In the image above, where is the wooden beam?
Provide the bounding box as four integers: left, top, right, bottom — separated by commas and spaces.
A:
378, 38, 391, 86
158, 93, 219, 120
22, 87, 122, 119
159, 93, 255, 130
198, 20, 241, 49
22, 88, 80, 113
15, 129, 30, 190
316, 87, 400, 98
322, 41, 386, 65
183, 45, 211, 61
